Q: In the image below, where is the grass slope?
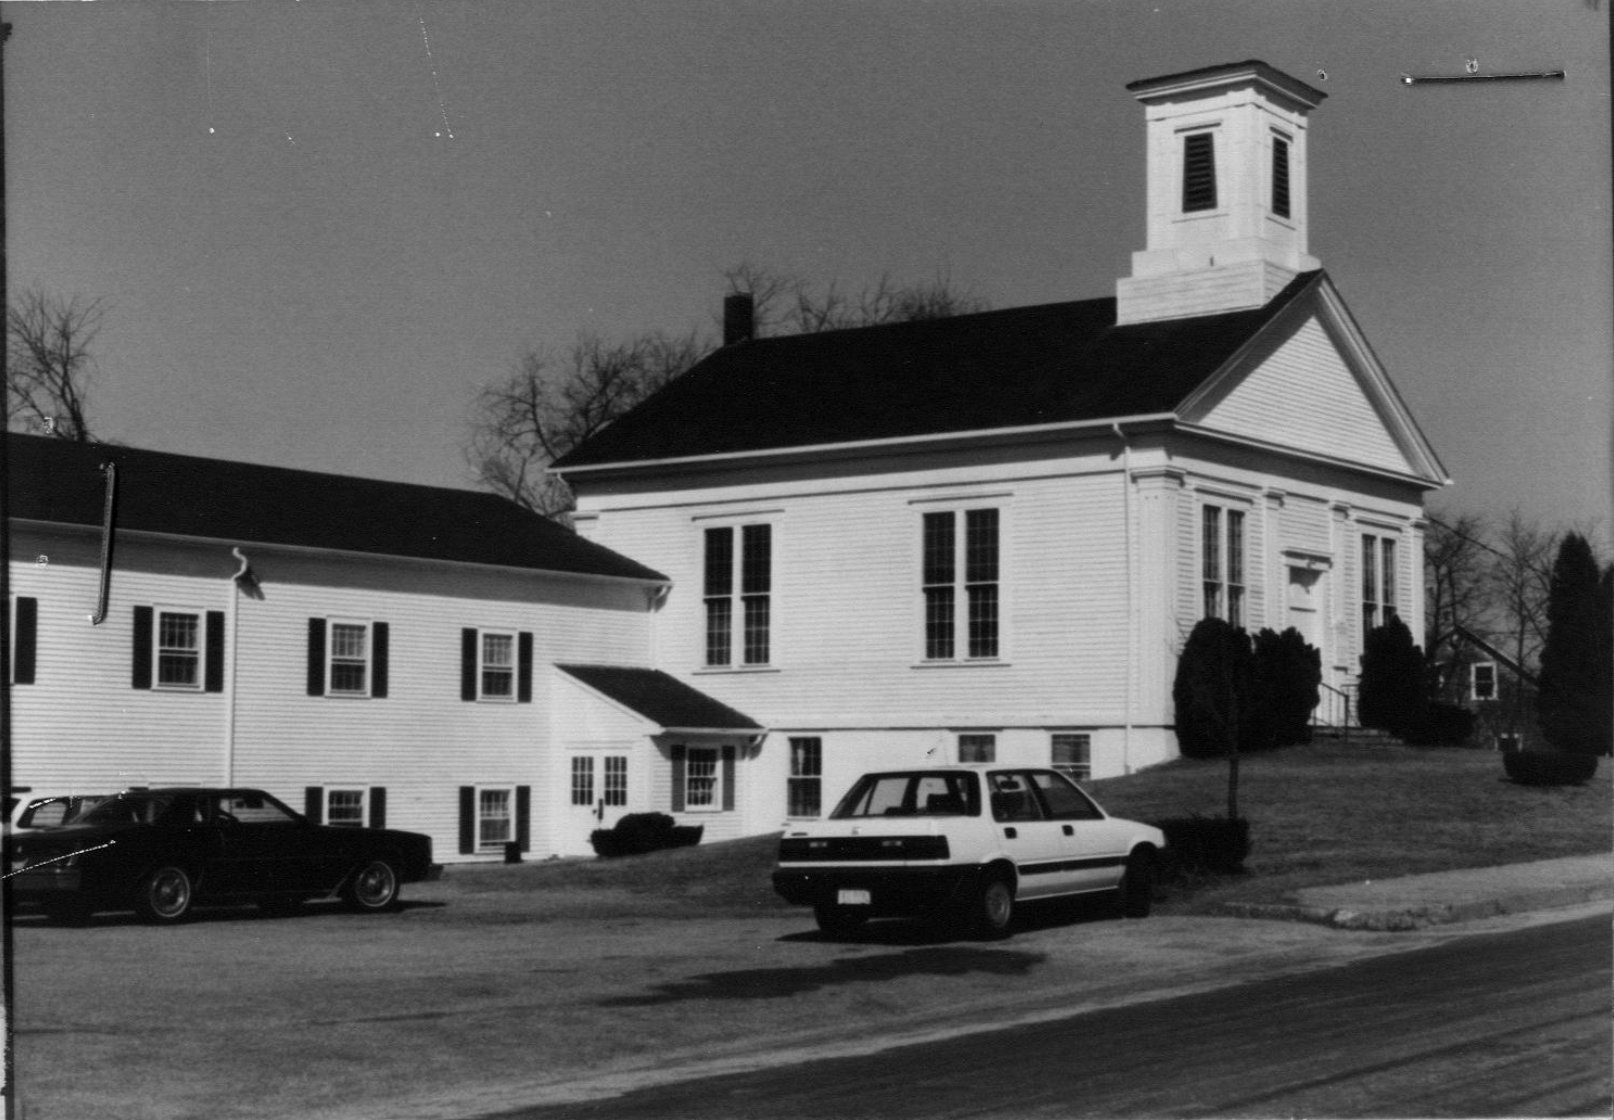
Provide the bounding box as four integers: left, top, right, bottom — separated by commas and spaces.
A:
441, 742, 1610, 917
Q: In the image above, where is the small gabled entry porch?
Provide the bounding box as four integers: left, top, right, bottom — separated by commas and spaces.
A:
552, 665, 764, 856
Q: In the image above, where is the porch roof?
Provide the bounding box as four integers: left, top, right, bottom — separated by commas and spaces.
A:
556, 665, 763, 734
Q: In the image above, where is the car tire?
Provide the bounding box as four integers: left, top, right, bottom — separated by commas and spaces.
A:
969, 873, 1015, 938
43, 898, 92, 926
342, 857, 400, 913
133, 865, 195, 923
813, 903, 870, 938
1119, 848, 1155, 919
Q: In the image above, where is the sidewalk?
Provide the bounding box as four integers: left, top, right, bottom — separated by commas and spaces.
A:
1214, 854, 1612, 930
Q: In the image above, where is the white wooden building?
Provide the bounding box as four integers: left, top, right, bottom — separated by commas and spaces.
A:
552, 61, 1450, 838
5, 434, 763, 859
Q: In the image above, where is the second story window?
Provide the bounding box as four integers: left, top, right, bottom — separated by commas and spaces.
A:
923, 508, 1000, 661
307, 618, 389, 698
704, 524, 771, 667
1202, 506, 1246, 628
133, 605, 224, 693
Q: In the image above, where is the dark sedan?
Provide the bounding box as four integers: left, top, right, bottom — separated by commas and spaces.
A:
8, 787, 441, 924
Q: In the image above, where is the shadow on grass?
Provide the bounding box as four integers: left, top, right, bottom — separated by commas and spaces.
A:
599, 944, 1046, 1006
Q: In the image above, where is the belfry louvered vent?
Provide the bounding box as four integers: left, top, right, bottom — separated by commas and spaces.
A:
1272, 136, 1291, 218
1182, 132, 1217, 212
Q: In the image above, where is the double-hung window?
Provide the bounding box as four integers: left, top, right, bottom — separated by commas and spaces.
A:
326, 788, 367, 828
685, 747, 721, 809
1361, 533, 1398, 634
787, 737, 822, 818
461, 628, 533, 702
307, 618, 388, 698
133, 605, 224, 692
704, 524, 771, 667
478, 787, 514, 849
1201, 506, 1246, 628
922, 508, 1000, 661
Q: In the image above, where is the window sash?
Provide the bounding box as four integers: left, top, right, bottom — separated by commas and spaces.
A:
685, 748, 720, 809
478, 788, 514, 849
326, 789, 366, 828
704, 524, 771, 667
958, 734, 996, 763
481, 632, 515, 699
1051, 733, 1092, 781
787, 737, 822, 818
603, 756, 628, 807
924, 509, 999, 661
329, 622, 370, 695
155, 611, 201, 689
570, 757, 594, 807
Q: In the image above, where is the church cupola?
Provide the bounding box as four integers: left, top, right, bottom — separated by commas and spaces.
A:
1116, 60, 1326, 325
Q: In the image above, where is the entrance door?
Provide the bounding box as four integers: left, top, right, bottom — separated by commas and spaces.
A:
569, 752, 629, 852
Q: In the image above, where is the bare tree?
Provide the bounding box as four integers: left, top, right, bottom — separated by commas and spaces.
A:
467, 329, 708, 519
6, 288, 105, 441
1423, 511, 1491, 688
723, 263, 988, 336
471, 265, 989, 521
1484, 509, 1559, 732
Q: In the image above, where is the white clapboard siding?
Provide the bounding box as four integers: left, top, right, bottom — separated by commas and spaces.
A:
1200, 315, 1412, 475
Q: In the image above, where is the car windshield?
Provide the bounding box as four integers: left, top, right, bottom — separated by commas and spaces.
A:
76, 792, 179, 827
831, 772, 980, 819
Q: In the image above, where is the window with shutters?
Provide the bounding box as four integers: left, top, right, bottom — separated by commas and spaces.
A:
480, 631, 515, 700
329, 621, 370, 695
1182, 131, 1217, 212
922, 508, 1000, 661
703, 524, 772, 667
307, 618, 387, 699
685, 747, 721, 811
326, 788, 367, 828
1271, 133, 1292, 218
478, 787, 514, 850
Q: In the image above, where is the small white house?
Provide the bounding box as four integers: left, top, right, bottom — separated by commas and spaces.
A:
553, 61, 1450, 838
5, 433, 759, 860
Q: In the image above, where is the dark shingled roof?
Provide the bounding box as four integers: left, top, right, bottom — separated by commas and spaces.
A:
555, 272, 1321, 469
556, 664, 763, 732
6, 434, 666, 582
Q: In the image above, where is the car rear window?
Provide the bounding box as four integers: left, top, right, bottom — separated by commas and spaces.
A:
830, 773, 979, 819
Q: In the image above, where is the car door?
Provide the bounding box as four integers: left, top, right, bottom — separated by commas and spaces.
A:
1026, 770, 1128, 893
212, 791, 333, 895
985, 770, 1077, 900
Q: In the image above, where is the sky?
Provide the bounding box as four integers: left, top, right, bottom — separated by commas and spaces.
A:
5, 0, 1610, 540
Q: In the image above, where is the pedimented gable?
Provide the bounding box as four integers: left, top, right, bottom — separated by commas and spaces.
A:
1180, 282, 1446, 485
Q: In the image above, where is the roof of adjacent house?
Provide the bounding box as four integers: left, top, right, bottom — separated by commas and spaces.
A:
556, 664, 763, 732
6, 433, 666, 582
553, 271, 1321, 470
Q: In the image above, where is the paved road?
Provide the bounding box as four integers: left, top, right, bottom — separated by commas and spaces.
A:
504, 914, 1611, 1119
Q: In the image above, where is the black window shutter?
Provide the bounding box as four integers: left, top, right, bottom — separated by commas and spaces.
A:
517, 632, 534, 703
458, 786, 476, 854
671, 746, 687, 812
516, 786, 531, 851
305, 787, 323, 824
132, 606, 154, 689
307, 618, 327, 696
1183, 132, 1217, 212
369, 787, 386, 829
461, 628, 478, 701
204, 611, 226, 693
722, 746, 736, 812
371, 622, 389, 698
13, 597, 37, 685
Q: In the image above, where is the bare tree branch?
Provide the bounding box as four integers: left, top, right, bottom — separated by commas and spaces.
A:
6, 288, 105, 441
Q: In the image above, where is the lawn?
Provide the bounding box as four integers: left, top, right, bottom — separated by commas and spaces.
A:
441, 740, 1612, 916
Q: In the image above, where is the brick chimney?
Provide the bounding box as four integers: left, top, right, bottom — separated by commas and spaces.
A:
723, 293, 755, 346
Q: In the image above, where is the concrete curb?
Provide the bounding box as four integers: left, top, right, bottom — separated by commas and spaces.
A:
1212, 877, 1614, 931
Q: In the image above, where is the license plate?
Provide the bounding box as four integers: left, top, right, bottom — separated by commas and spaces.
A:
837, 889, 871, 906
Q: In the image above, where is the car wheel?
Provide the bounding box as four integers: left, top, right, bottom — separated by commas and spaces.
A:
813, 903, 870, 938
969, 873, 1015, 938
134, 865, 195, 923
1119, 848, 1155, 919
343, 858, 400, 912
43, 898, 92, 926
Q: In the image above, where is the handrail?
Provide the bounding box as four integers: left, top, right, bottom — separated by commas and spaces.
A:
1312, 680, 1353, 745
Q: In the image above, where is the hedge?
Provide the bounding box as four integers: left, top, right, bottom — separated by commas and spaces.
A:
590, 812, 704, 858
1501, 751, 1600, 787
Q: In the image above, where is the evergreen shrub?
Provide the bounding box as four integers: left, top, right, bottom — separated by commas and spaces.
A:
589, 812, 704, 858
1502, 751, 1600, 787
